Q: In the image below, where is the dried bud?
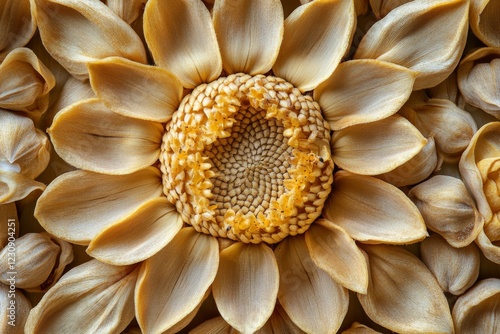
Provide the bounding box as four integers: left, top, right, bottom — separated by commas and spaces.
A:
408, 175, 483, 247
0, 233, 73, 292
421, 234, 480, 295
452, 278, 500, 333
0, 285, 31, 334
458, 47, 500, 119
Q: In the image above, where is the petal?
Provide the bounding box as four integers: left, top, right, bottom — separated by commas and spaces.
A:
314, 59, 416, 130
0, 0, 36, 60
452, 278, 500, 333
273, 0, 356, 92
25, 260, 138, 334
135, 227, 219, 334
459, 122, 500, 222
104, 0, 144, 24
189, 317, 234, 334
48, 98, 163, 175
408, 175, 484, 248
0, 110, 51, 179
0, 171, 45, 204
0, 48, 55, 118
421, 234, 480, 296
323, 171, 427, 244
470, 0, 500, 47
331, 115, 427, 175
305, 219, 369, 293
369, 0, 412, 19
275, 236, 349, 334
257, 305, 306, 334
375, 137, 438, 187
35, 167, 163, 245
32, 0, 147, 80
87, 197, 183, 265
0, 286, 31, 333
355, 0, 469, 90
359, 244, 454, 334
342, 322, 382, 333
212, 242, 279, 333
475, 229, 500, 264
213, 0, 283, 75
88, 57, 183, 122
144, 0, 222, 89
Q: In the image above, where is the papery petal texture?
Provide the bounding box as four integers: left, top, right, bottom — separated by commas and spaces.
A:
359, 244, 454, 334
0, 0, 36, 60
48, 98, 163, 175
355, 0, 469, 90
144, 0, 222, 88
213, 242, 279, 334
273, 0, 356, 92
331, 115, 427, 175
32, 0, 147, 80
35, 167, 163, 244
25, 260, 138, 334
213, 0, 283, 75
323, 171, 427, 244
470, 0, 500, 47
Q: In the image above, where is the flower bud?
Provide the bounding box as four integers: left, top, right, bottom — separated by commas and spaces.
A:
0, 233, 73, 292
408, 175, 483, 247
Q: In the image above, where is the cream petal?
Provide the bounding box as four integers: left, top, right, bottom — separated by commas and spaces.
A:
305, 219, 368, 293
355, 0, 469, 90
0, 110, 51, 179
104, 0, 145, 24
273, 0, 356, 92
275, 236, 349, 334
143, 0, 222, 89
135, 227, 219, 334
457, 47, 500, 118
0, 48, 55, 118
359, 244, 454, 334
323, 171, 427, 244
452, 278, 500, 333
408, 175, 484, 248
342, 322, 382, 333
48, 98, 163, 175
331, 115, 427, 175
32, 0, 147, 80
189, 317, 235, 334
369, 0, 412, 19
213, 242, 278, 334
257, 305, 306, 334
314, 60, 415, 130
0, 285, 31, 334
375, 137, 438, 187
421, 234, 480, 296
0, 0, 36, 60
213, 0, 283, 75
165, 293, 210, 334
470, 0, 500, 47
34, 167, 163, 245
88, 57, 183, 122
87, 197, 183, 265
459, 122, 500, 222
475, 229, 500, 264
0, 171, 45, 204
25, 260, 138, 334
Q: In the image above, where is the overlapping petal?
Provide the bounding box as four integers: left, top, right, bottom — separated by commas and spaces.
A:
331, 115, 427, 175
359, 244, 454, 334
49, 98, 163, 175
87, 197, 183, 265
323, 171, 427, 244
35, 167, 163, 245
470, 0, 500, 47
0, 0, 36, 60
103, 0, 145, 24
0, 171, 46, 204
314, 60, 415, 130
32, 0, 147, 80
144, 0, 222, 89
88, 57, 183, 122
135, 228, 219, 334
305, 219, 368, 293
273, 0, 356, 92
213, 0, 283, 75
0, 285, 31, 334
213, 242, 279, 334
25, 260, 138, 334
275, 235, 349, 334
355, 0, 469, 90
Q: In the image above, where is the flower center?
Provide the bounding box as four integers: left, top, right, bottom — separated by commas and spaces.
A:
160, 73, 333, 244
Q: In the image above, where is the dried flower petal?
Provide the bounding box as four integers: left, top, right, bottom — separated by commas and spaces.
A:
470, 0, 500, 47
0, 0, 36, 60
0, 285, 31, 334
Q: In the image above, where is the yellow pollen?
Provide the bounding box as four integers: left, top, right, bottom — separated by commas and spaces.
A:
160, 73, 334, 244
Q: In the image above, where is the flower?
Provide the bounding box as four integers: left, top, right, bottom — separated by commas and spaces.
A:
28, 0, 470, 333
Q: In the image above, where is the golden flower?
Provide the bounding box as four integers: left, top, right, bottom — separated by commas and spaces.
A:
27, 0, 469, 333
